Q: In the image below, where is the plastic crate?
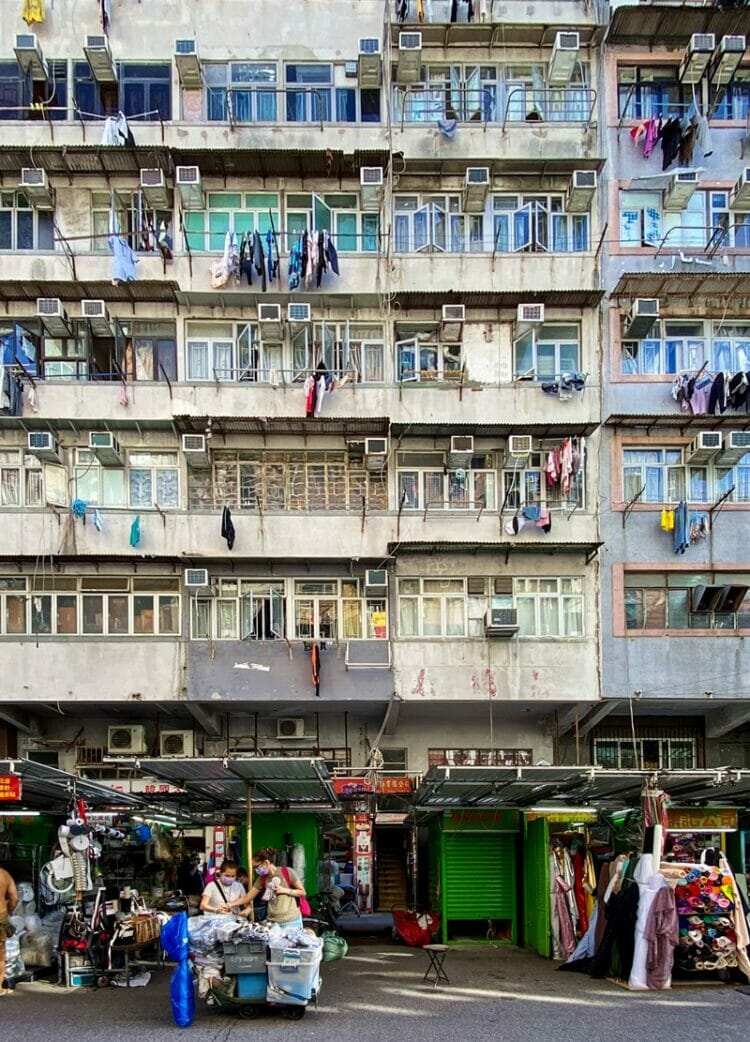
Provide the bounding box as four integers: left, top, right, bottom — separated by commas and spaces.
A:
222, 939, 266, 975
266, 947, 322, 1004
236, 972, 266, 1000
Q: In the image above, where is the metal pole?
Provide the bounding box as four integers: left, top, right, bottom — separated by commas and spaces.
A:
245, 784, 253, 868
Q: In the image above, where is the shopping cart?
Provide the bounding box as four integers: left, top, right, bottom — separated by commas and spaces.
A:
207, 939, 322, 1021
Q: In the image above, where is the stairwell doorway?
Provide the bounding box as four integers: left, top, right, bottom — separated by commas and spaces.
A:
374, 825, 410, 911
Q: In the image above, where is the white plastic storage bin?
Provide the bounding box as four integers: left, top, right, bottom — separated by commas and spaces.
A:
266, 947, 322, 1005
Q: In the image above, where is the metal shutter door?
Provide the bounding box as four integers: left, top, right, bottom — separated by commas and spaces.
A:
443, 832, 516, 923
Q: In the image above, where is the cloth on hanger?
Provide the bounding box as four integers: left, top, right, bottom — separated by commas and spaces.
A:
313, 373, 326, 417
325, 235, 339, 276
535, 506, 551, 533
590, 872, 640, 980
554, 875, 576, 959
688, 512, 709, 543
689, 373, 712, 415
265, 229, 277, 282
239, 232, 254, 285
119, 382, 129, 407
694, 113, 712, 158
673, 499, 689, 554
102, 113, 136, 148
22, 0, 45, 26
571, 846, 589, 936
303, 375, 316, 418
521, 505, 541, 522
660, 508, 674, 532
108, 208, 138, 284
396, 0, 409, 23
24, 383, 38, 413
678, 122, 697, 166
129, 516, 141, 548
221, 507, 235, 550
643, 884, 679, 990
727, 371, 749, 410
251, 231, 266, 292
93, 509, 103, 533
629, 855, 673, 990
659, 118, 682, 171
288, 237, 301, 291
315, 231, 327, 288
707, 371, 728, 414
311, 643, 321, 697
100, 0, 112, 34
437, 118, 458, 139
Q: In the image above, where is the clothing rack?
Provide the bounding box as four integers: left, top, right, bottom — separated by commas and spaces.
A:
622, 483, 646, 529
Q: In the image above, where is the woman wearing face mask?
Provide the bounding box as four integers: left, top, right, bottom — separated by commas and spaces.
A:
199, 859, 246, 915
235, 847, 306, 929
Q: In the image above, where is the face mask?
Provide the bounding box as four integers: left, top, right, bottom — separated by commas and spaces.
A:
255, 866, 269, 878
220, 875, 235, 886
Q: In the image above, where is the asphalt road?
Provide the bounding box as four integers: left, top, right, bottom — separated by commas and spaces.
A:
4, 945, 750, 1041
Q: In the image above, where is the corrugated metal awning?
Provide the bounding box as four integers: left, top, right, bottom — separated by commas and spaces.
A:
612, 272, 750, 308
607, 4, 750, 45
390, 420, 599, 438
388, 540, 603, 560
394, 289, 604, 309
174, 415, 390, 436
388, 20, 606, 48
0, 279, 179, 306
0, 758, 143, 810
605, 413, 750, 430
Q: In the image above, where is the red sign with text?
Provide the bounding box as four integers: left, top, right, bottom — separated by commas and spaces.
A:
0, 775, 22, 801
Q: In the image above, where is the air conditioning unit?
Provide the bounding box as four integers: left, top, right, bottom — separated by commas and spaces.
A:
463, 167, 490, 213
88, 431, 123, 466
139, 168, 169, 208
730, 168, 750, 210
685, 430, 722, 463
441, 303, 465, 343
27, 431, 60, 462
566, 169, 597, 214
160, 730, 194, 757
396, 31, 422, 84
184, 567, 209, 588
715, 430, 750, 465
358, 37, 382, 89
175, 166, 204, 210
81, 299, 112, 336
36, 297, 72, 337
84, 34, 117, 83
678, 33, 715, 84
485, 607, 519, 637
108, 725, 147, 756
663, 170, 699, 212
360, 167, 384, 211
174, 38, 202, 89
449, 434, 474, 467
507, 434, 533, 460
181, 432, 211, 468
276, 718, 305, 740
517, 303, 545, 325
257, 303, 283, 340
19, 168, 54, 208
364, 437, 388, 470
365, 569, 388, 591
287, 302, 311, 326
708, 35, 746, 88
548, 31, 580, 87
14, 33, 48, 80
624, 298, 659, 339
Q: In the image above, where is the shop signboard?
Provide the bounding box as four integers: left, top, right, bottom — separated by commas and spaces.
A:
667, 807, 738, 831
333, 777, 373, 797
0, 775, 21, 801
526, 810, 598, 824
375, 776, 413, 795
353, 812, 373, 913
110, 778, 185, 795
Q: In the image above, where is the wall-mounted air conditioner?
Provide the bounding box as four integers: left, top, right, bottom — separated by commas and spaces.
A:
360, 167, 384, 211
715, 430, 750, 465
14, 34, 48, 80
19, 168, 54, 208
663, 170, 699, 211
396, 31, 422, 84
365, 569, 388, 591
27, 431, 60, 463
678, 33, 715, 84
358, 37, 382, 89
566, 169, 597, 214
160, 730, 194, 757
84, 34, 117, 83
463, 167, 490, 213
485, 607, 519, 637
449, 434, 474, 467
517, 303, 545, 326
257, 303, 283, 340
174, 38, 202, 89
37, 297, 72, 337
624, 298, 659, 339
181, 433, 211, 468
88, 431, 123, 466
287, 302, 311, 326
685, 430, 722, 463
184, 567, 209, 588
441, 304, 465, 343
175, 166, 204, 210
708, 35, 746, 87
730, 167, 750, 210
548, 31, 580, 87
139, 168, 169, 208
81, 299, 113, 337
507, 435, 533, 460
276, 718, 305, 740
364, 437, 388, 470
108, 724, 147, 756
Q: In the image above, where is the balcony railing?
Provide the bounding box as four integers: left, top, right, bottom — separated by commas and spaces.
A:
502, 88, 597, 130
652, 224, 729, 258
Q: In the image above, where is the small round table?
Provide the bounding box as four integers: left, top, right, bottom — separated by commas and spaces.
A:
422, 943, 450, 987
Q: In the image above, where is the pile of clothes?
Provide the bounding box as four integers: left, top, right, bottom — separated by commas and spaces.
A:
671, 370, 750, 415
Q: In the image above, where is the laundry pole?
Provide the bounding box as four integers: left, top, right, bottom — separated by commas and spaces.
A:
245, 785, 253, 867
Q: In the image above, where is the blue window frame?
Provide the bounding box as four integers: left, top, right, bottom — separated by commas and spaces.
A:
73, 62, 171, 121
0, 60, 67, 121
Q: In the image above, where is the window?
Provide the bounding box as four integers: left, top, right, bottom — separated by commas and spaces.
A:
398, 450, 496, 511
286, 64, 333, 122
623, 444, 750, 505
75, 450, 179, 509
190, 578, 286, 640
624, 571, 750, 631
0, 192, 54, 251
0, 450, 44, 507
185, 320, 277, 382
293, 579, 387, 640
711, 69, 750, 120
393, 195, 484, 254
514, 577, 584, 637
514, 323, 580, 380
182, 192, 279, 253
285, 193, 379, 254
380, 748, 408, 771
594, 737, 696, 770
429, 748, 532, 767
396, 325, 463, 382
0, 576, 179, 637
621, 319, 750, 376
91, 191, 173, 255
398, 578, 466, 637
74, 62, 171, 120
493, 195, 589, 253
121, 322, 177, 384
619, 190, 733, 251
0, 59, 67, 121
617, 65, 684, 120
291, 322, 384, 382
502, 448, 585, 511
205, 62, 278, 122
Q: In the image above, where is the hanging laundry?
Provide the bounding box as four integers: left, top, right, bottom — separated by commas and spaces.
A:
315, 230, 328, 288
535, 507, 551, 534
119, 382, 129, 407
707, 371, 728, 414
660, 508, 674, 532
659, 117, 682, 171
21, 0, 45, 26
313, 373, 326, 417
688, 512, 709, 543
678, 121, 697, 166
251, 230, 266, 292
265, 229, 277, 282
311, 643, 321, 696
100, 0, 112, 34
24, 384, 38, 413
221, 506, 236, 550
694, 112, 712, 158
325, 234, 339, 276
288, 237, 301, 291
71, 498, 87, 520
673, 500, 689, 554
210, 230, 233, 289
93, 509, 103, 533
108, 207, 138, 285
129, 516, 141, 548
396, 0, 409, 23
303, 375, 316, 417
437, 118, 458, 139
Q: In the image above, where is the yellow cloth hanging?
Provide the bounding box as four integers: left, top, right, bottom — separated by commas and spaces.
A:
417, 0, 425, 21
660, 508, 674, 531
22, 0, 45, 26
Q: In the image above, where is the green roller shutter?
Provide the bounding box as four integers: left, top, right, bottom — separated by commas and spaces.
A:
443, 832, 516, 937
523, 817, 550, 957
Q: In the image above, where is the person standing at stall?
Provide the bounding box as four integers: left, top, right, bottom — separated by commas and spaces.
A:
199, 859, 246, 915
0, 866, 19, 995
232, 848, 307, 929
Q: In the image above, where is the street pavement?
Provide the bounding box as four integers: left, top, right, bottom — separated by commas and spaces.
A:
4, 944, 750, 1041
